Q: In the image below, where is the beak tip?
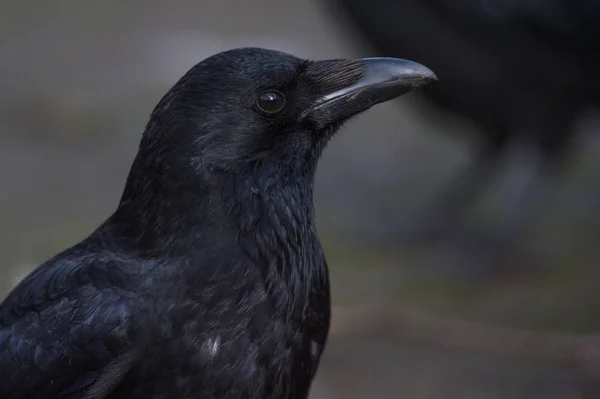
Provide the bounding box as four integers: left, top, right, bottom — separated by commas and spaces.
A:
420, 71, 438, 86
360, 57, 437, 85
425, 69, 438, 82
426, 70, 438, 82
402, 61, 438, 84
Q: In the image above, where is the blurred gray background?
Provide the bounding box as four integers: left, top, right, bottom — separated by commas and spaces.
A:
2, 1, 600, 397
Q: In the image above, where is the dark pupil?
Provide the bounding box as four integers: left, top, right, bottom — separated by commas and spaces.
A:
258, 92, 283, 112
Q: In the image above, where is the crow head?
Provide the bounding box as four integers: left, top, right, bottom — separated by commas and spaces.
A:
136, 47, 436, 176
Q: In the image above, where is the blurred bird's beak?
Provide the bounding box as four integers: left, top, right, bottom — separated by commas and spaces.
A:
301, 57, 437, 128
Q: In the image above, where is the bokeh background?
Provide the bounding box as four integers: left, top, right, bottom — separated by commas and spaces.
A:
2, 1, 600, 397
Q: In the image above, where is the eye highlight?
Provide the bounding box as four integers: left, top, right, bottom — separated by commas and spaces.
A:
256, 91, 287, 114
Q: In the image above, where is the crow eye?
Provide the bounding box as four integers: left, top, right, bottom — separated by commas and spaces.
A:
256, 91, 286, 114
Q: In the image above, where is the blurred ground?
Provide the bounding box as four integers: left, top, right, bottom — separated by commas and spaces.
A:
1, 1, 600, 397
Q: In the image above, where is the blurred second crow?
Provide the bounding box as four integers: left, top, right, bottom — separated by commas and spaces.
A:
327, 0, 600, 268
0, 48, 435, 398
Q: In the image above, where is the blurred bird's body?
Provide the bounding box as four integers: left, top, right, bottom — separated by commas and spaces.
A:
0, 48, 435, 398
327, 0, 600, 270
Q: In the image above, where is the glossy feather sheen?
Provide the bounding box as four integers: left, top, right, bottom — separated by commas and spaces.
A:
1, 161, 330, 399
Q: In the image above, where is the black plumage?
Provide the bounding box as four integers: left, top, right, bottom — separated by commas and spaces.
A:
326, 0, 600, 263
0, 47, 435, 398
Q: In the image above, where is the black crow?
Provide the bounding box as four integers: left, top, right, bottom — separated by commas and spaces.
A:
0, 47, 435, 398
325, 0, 600, 267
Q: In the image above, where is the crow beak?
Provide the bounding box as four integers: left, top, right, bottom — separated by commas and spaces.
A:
301, 57, 437, 128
